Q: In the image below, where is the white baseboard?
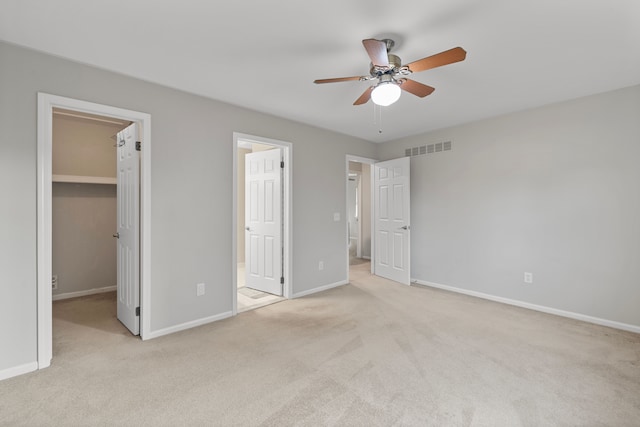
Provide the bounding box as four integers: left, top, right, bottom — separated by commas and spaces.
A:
53, 285, 116, 301
293, 279, 348, 298
0, 361, 38, 381
362, 256, 371, 260
413, 278, 640, 334
144, 311, 233, 340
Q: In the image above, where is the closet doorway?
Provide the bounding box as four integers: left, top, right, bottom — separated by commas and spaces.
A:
37, 93, 152, 370
51, 109, 142, 333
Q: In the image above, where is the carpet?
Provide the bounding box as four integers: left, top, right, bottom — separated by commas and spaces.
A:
1, 263, 639, 426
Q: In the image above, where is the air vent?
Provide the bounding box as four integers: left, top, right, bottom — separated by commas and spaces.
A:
404, 141, 453, 157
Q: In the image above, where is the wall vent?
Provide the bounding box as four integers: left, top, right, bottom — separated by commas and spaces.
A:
404, 141, 453, 157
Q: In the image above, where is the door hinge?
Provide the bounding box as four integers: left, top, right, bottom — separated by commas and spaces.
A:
280, 161, 284, 168
280, 277, 284, 284
135, 307, 140, 316
135, 141, 141, 151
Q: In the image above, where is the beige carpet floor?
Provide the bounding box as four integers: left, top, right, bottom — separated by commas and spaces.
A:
1, 263, 639, 426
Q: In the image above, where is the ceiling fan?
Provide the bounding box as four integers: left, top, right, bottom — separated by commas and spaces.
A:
314, 38, 466, 106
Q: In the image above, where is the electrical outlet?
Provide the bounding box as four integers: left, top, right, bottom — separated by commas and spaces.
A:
524, 272, 533, 284
52, 275, 58, 290
196, 282, 205, 296
318, 261, 324, 271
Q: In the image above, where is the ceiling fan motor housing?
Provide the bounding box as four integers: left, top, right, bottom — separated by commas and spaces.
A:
370, 54, 402, 77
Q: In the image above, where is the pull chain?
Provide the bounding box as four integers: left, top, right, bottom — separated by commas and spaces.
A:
373, 103, 384, 134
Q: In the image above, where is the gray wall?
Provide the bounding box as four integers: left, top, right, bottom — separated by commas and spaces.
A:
378, 85, 640, 327
52, 183, 117, 296
0, 41, 376, 374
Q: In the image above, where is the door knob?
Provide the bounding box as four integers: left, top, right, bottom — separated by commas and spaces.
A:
245, 227, 251, 231
399, 225, 410, 230
113, 232, 120, 238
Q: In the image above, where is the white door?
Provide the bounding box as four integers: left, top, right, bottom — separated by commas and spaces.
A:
116, 123, 140, 335
374, 157, 410, 285
245, 148, 283, 295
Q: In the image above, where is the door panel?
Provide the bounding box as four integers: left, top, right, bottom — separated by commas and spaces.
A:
244, 149, 282, 295
116, 123, 140, 335
374, 157, 410, 285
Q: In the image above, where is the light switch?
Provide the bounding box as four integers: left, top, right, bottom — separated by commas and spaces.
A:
333, 212, 340, 222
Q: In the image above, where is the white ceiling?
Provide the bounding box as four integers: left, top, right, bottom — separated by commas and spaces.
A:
2, 0, 639, 143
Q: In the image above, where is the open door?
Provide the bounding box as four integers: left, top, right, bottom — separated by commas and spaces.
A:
116, 123, 140, 335
245, 148, 283, 296
374, 157, 410, 285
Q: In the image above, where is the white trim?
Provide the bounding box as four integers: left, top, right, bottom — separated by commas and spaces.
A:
292, 280, 348, 299
37, 93, 152, 371
362, 256, 371, 260
52, 286, 117, 301
345, 155, 376, 281
145, 311, 233, 340
232, 133, 293, 316
0, 362, 38, 381
52, 174, 116, 185
413, 279, 640, 334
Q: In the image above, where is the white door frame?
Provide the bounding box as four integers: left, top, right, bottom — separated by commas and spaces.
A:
345, 155, 376, 279
232, 132, 292, 315
37, 93, 152, 369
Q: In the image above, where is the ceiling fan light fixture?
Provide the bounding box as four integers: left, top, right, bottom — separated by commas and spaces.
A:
371, 81, 401, 106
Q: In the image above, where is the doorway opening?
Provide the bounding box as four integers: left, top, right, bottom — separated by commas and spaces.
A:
37, 93, 152, 370
346, 156, 375, 281
346, 155, 411, 285
232, 133, 292, 314
51, 108, 131, 340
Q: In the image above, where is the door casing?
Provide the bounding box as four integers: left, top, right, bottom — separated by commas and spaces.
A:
232, 133, 292, 315
37, 93, 152, 370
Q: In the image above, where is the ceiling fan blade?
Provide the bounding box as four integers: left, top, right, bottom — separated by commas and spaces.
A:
353, 87, 373, 105
362, 39, 389, 67
399, 79, 436, 98
405, 47, 467, 73
314, 76, 363, 84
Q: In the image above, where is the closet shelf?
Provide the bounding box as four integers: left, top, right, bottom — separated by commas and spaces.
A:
52, 174, 116, 185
